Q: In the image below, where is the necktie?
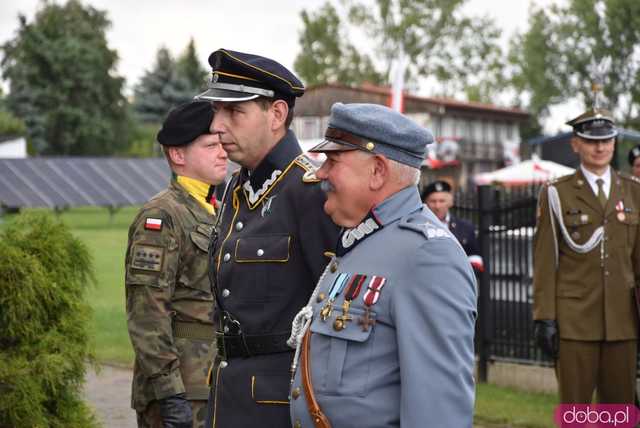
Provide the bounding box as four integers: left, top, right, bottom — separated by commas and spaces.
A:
596, 178, 607, 208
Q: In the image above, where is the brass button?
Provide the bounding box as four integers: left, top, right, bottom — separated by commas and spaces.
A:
257, 249, 264, 257
219, 361, 228, 369
294, 421, 302, 428
235, 221, 244, 231
330, 262, 337, 273
291, 387, 300, 399
223, 253, 231, 262
316, 292, 326, 303
222, 289, 231, 298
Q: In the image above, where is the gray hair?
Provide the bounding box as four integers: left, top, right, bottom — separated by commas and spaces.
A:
390, 159, 421, 186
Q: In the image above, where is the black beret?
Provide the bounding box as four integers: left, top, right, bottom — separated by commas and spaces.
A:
421, 180, 452, 200
566, 108, 617, 141
195, 49, 304, 106
629, 144, 640, 166
157, 101, 213, 146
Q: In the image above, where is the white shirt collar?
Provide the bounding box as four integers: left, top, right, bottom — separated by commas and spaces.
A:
580, 165, 611, 199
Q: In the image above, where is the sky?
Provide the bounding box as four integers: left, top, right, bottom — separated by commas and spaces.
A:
0, 0, 571, 132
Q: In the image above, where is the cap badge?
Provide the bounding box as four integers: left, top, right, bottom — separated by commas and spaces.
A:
366, 142, 375, 151
435, 183, 443, 192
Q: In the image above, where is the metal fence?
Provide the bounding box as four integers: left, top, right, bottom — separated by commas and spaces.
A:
452, 184, 549, 381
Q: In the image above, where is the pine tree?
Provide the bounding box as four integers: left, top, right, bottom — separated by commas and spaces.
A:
132, 46, 193, 124
177, 38, 208, 94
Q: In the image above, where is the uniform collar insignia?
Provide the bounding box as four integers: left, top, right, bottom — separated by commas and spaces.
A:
243, 169, 281, 204
336, 212, 383, 256
249, 130, 301, 190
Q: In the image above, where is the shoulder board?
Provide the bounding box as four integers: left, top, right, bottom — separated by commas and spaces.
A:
294, 154, 321, 183
398, 213, 454, 242
549, 174, 573, 185
619, 172, 640, 185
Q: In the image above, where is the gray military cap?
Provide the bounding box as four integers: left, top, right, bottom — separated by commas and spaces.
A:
309, 103, 433, 168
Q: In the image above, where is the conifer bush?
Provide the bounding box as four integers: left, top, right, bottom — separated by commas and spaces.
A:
0, 213, 100, 427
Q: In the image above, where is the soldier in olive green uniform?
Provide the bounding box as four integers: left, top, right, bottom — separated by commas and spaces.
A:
533, 107, 640, 404
126, 102, 228, 428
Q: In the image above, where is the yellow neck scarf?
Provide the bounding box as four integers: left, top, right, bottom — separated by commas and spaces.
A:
176, 175, 216, 215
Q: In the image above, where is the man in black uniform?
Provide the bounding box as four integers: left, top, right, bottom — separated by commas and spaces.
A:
195, 49, 340, 428
422, 180, 483, 272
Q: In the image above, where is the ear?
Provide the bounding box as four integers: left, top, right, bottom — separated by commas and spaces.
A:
270, 99, 289, 131
370, 155, 389, 191
570, 136, 580, 153
167, 146, 186, 166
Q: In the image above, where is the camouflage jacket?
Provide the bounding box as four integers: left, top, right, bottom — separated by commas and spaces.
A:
126, 179, 216, 411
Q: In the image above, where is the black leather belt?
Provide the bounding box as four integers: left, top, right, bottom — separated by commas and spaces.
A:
216, 332, 292, 359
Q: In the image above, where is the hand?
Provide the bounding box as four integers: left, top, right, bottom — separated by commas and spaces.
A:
158, 393, 193, 428
533, 319, 558, 359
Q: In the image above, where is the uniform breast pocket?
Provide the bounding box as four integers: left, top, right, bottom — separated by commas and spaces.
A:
562, 213, 594, 245
233, 234, 291, 301
190, 223, 213, 253
309, 306, 376, 397
617, 211, 639, 247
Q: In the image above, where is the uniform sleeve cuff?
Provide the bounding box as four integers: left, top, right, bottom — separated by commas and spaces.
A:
150, 369, 185, 400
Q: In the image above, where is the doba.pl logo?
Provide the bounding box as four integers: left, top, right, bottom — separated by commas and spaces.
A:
554, 404, 640, 427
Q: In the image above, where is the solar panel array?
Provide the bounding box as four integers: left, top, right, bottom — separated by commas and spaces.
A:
0, 157, 171, 210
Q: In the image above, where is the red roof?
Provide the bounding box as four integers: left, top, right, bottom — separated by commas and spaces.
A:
306, 83, 529, 118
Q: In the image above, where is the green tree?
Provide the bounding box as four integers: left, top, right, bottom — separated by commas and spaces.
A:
176, 38, 208, 94
1, 0, 130, 155
294, 3, 384, 86
294, 1, 505, 99
132, 46, 192, 124
346, 0, 506, 99
509, 0, 640, 127
0, 213, 97, 427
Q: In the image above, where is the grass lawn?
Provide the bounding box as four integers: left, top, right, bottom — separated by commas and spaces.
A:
65, 206, 138, 366
475, 383, 557, 427
3, 206, 559, 426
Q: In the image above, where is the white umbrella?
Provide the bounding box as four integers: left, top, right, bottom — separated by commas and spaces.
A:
474, 156, 574, 186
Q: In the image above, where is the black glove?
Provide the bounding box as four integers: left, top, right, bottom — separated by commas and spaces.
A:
533, 319, 559, 359
158, 393, 193, 428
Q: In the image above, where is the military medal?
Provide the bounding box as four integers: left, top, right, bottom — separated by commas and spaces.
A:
616, 200, 626, 221
320, 273, 349, 321
333, 274, 366, 331
358, 275, 387, 331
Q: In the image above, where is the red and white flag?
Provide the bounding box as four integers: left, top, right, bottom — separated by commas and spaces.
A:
144, 218, 163, 231
388, 52, 408, 113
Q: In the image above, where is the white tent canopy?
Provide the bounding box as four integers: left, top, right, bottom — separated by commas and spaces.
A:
474, 156, 574, 186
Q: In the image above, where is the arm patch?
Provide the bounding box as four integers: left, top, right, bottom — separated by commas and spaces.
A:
131, 244, 165, 272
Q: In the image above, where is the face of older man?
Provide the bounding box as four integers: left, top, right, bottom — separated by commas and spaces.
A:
316, 150, 375, 228
425, 191, 453, 222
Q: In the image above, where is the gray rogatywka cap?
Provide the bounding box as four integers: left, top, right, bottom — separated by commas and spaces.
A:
309, 103, 434, 168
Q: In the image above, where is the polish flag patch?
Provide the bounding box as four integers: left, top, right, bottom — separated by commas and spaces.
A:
144, 218, 163, 231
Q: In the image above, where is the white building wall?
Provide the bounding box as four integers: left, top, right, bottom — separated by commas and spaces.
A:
0, 137, 27, 158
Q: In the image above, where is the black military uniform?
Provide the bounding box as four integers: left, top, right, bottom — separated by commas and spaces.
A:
422, 180, 483, 271
196, 49, 340, 428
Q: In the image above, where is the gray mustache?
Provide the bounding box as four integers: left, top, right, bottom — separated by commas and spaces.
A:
320, 180, 335, 193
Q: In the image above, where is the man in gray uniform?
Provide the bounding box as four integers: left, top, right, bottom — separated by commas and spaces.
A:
288, 103, 477, 428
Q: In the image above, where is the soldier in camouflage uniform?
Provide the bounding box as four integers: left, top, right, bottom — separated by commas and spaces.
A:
125, 101, 228, 428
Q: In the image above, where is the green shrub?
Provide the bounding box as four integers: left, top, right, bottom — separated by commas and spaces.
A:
0, 213, 100, 427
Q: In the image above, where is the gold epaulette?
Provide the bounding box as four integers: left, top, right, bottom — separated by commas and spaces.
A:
294, 154, 321, 183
